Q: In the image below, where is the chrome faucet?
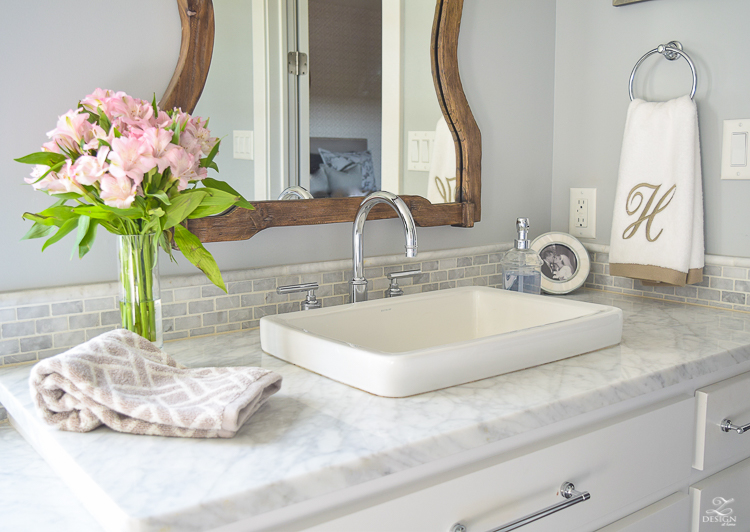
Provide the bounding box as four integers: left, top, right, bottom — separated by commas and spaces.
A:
277, 186, 313, 200
350, 191, 418, 303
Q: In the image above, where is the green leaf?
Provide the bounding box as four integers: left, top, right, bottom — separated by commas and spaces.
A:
21, 222, 55, 240
100, 204, 145, 220
22, 212, 59, 227
150, 190, 171, 205
151, 94, 159, 118
199, 139, 221, 169
187, 203, 235, 219
77, 220, 98, 259
74, 215, 90, 247
186, 187, 236, 204
41, 217, 78, 252
39, 205, 75, 221
31, 160, 65, 184
72, 205, 115, 221
46, 191, 82, 200
97, 106, 112, 132
14, 152, 66, 167
159, 231, 177, 263
71, 215, 91, 258
162, 192, 207, 230
201, 178, 254, 210
173, 224, 226, 292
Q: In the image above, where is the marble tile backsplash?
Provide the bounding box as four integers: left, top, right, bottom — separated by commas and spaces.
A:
584, 247, 750, 313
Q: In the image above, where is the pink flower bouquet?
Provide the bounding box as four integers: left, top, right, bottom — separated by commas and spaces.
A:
16, 88, 252, 292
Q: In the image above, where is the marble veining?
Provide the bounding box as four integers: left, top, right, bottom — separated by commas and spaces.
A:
0, 424, 103, 531
2, 290, 750, 531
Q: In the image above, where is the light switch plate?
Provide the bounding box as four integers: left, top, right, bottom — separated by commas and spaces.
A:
407, 131, 435, 171
569, 188, 596, 239
721, 119, 750, 180
233, 130, 254, 160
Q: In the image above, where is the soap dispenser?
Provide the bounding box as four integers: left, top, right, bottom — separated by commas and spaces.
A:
500, 217, 542, 294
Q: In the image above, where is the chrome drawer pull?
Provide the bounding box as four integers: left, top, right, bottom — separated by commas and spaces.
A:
721, 418, 750, 434
449, 482, 591, 532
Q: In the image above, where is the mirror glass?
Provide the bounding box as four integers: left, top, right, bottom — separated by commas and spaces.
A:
193, 0, 456, 204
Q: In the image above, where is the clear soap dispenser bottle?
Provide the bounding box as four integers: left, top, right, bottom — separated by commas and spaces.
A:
500, 218, 542, 294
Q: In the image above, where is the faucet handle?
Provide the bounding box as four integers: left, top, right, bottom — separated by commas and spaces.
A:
277, 282, 322, 310
386, 269, 422, 297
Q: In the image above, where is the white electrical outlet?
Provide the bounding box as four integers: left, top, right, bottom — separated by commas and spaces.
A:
569, 188, 596, 239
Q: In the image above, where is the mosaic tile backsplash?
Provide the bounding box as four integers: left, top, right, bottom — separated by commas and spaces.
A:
3, 241, 750, 423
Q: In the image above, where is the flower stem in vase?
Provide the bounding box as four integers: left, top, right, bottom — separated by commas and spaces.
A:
118, 234, 163, 347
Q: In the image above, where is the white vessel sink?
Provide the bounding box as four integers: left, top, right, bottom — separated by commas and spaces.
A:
260, 286, 623, 397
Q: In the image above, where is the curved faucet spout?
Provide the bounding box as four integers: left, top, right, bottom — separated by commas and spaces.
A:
351, 191, 418, 303
278, 186, 314, 200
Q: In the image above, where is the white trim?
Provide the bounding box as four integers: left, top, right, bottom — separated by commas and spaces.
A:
252, 0, 269, 200
380, 0, 403, 194
296, 0, 310, 192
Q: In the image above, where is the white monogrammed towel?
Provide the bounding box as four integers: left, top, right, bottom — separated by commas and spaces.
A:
427, 116, 457, 204
30, 329, 282, 438
609, 95, 704, 286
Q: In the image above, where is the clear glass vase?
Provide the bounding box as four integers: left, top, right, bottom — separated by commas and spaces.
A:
118, 234, 163, 347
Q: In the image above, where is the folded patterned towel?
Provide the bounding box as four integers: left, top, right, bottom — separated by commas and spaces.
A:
30, 329, 282, 438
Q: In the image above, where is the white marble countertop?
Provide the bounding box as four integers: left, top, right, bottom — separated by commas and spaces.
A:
2, 290, 750, 531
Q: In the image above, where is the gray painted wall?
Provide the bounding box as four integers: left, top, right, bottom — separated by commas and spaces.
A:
193, 0, 255, 201
551, 0, 750, 257
1, 0, 556, 293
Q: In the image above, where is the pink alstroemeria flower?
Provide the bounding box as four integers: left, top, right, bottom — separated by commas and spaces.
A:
110, 95, 154, 129
108, 136, 153, 186
140, 127, 176, 173
165, 147, 200, 191
71, 147, 110, 186
38, 161, 85, 195
100, 174, 137, 209
46, 109, 92, 154
24, 165, 63, 192
80, 88, 126, 117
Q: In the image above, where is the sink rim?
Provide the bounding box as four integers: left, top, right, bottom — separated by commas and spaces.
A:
260, 286, 624, 397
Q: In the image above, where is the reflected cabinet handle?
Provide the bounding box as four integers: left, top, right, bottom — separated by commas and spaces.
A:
721, 418, 750, 434
449, 482, 591, 532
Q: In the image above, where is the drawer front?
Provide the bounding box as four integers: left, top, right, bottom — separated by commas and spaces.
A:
596, 493, 690, 532
303, 397, 694, 532
694, 371, 750, 470
690, 456, 750, 531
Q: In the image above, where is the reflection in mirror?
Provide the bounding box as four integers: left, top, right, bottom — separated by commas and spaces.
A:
193, 0, 455, 204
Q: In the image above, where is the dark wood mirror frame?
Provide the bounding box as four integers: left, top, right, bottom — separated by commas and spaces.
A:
160, 0, 480, 243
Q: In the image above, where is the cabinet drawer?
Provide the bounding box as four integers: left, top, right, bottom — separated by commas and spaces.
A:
596, 493, 689, 532
694, 371, 750, 470
303, 397, 694, 532
690, 456, 750, 531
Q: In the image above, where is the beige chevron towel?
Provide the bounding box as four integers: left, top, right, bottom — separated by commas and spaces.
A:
30, 329, 282, 438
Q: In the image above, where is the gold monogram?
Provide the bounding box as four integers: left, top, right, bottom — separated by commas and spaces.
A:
434, 176, 457, 203
622, 183, 676, 242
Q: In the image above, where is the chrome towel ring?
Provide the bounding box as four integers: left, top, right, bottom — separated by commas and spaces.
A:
629, 40, 697, 101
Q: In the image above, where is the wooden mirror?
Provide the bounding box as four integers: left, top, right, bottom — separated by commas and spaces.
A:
160, 0, 480, 243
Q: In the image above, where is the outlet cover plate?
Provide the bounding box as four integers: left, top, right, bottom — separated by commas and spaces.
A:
569, 188, 596, 239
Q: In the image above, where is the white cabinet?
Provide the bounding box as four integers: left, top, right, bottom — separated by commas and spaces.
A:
690, 456, 750, 531
303, 397, 694, 532
596, 493, 690, 532
694, 371, 750, 470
